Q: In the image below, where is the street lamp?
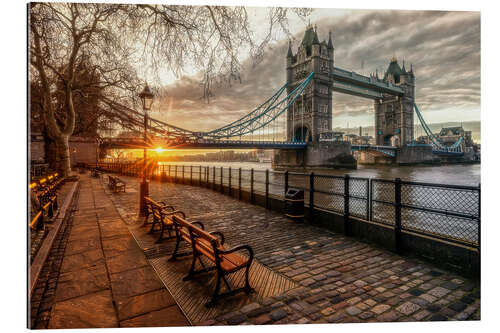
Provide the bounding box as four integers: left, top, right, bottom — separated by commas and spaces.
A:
139, 84, 154, 216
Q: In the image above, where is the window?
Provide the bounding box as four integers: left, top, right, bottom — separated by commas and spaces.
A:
318, 85, 329, 95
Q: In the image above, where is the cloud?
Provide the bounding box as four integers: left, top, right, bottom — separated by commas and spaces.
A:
154, 9, 480, 132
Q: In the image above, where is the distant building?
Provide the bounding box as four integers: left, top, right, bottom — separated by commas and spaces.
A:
343, 133, 373, 145
319, 131, 344, 142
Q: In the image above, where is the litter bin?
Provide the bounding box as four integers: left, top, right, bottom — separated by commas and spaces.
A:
284, 188, 304, 221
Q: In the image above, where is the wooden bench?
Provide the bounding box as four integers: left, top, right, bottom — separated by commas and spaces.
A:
108, 175, 126, 192
172, 215, 254, 307
144, 197, 188, 243
30, 184, 58, 231
91, 168, 101, 178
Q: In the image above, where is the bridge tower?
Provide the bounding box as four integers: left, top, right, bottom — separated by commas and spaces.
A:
374, 57, 415, 146
286, 25, 334, 143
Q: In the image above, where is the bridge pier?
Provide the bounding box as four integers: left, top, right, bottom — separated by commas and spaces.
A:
357, 151, 393, 165
273, 142, 356, 170
396, 145, 438, 165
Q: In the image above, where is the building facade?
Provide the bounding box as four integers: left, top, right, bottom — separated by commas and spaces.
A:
374, 57, 415, 146
286, 25, 334, 143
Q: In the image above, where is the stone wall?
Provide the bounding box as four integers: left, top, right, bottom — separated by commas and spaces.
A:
30, 134, 45, 163
273, 142, 356, 169
396, 145, 437, 165
30, 134, 98, 166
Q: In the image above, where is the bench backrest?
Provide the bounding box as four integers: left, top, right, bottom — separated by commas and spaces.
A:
172, 215, 221, 260
144, 197, 162, 208
145, 197, 163, 218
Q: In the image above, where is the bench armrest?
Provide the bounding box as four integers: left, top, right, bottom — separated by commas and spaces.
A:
209, 231, 225, 245
219, 245, 254, 262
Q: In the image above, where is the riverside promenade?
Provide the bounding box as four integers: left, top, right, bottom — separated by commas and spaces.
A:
31, 173, 480, 327
106, 175, 480, 325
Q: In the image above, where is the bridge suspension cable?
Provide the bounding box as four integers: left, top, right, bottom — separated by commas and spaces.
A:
414, 103, 464, 153
203, 72, 314, 139
99, 73, 315, 148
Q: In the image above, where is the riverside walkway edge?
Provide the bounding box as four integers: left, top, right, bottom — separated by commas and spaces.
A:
30, 180, 80, 298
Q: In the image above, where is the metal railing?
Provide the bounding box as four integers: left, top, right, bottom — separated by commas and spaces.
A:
92, 162, 480, 250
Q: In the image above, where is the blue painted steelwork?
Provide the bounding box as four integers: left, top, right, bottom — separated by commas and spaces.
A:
414, 103, 464, 154
351, 144, 397, 157
332, 67, 404, 98
100, 137, 307, 150
203, 72, 314, 139
100, 67, 466, 158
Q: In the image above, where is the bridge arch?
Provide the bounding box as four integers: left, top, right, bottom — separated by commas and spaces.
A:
293, 126, 312, 142
383, 135, 400, 147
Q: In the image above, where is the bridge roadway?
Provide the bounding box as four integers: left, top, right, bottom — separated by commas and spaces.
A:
332, 67, 404, 99
101, 137, 463, 159
100, 138, 308, 150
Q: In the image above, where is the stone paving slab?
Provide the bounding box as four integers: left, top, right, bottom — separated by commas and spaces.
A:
32, 174, 189, 328
106, 175, 480, 325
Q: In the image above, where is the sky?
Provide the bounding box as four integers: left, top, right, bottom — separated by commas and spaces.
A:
148, 8, 481, 134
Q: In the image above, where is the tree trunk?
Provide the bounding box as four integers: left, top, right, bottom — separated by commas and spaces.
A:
44, 133, 57, 171
55, 135, 71, 176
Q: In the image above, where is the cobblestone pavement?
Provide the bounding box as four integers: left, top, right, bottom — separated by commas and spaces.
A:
107, 176, 480, 325
30, 174, 189, 329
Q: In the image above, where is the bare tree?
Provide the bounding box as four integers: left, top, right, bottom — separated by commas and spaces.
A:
29, 2, 310, 175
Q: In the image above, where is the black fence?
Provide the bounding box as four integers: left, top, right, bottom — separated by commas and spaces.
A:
93, 162, 480, 250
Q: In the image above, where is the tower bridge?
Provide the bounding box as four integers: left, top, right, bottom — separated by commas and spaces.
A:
99, 24, 472, 167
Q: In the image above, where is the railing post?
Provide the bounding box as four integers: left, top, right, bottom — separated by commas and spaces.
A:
190, 165, 193, 185
220, 166, 224, 194
250, 168, 254, 203
228, 167, 232, 196
394, 178, 402, 254
212, 166, 216, 190
199, 165, 202, 186
344, 174, 350, 236
182, 165, 185, 183
238, 168, 242, 200
310, 172, 315, 223
478, 182, 481, 278
265, 169, 270, 209
284, 171, 289, 195
368, 179, 372, 221
168, 164, 171, 181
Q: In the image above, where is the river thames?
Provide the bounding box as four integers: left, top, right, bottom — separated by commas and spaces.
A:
158, 161, 481, 186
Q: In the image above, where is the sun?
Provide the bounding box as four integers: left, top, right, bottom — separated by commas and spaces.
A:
154, 147, 165, 153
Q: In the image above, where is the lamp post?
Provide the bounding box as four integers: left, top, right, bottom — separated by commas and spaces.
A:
139, 84, 154, 216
